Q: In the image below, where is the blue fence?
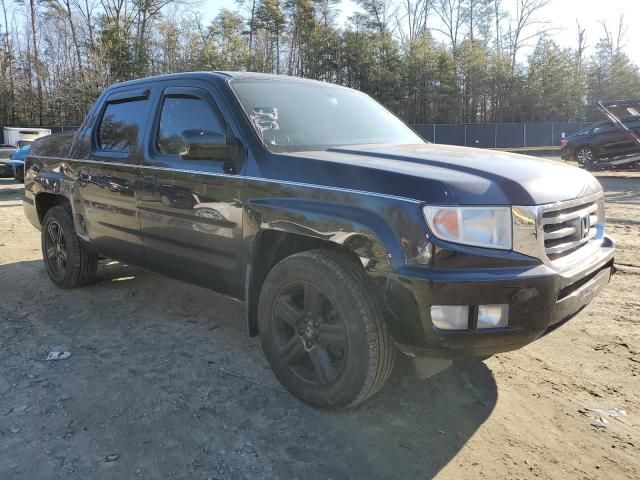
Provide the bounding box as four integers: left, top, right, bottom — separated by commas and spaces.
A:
411, 122, 595, 150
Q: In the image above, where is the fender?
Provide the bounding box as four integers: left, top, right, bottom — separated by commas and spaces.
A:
24, 156, 77, 229
245, 197, 409, 273
242, 193, 430, 337
24, 130, 79, 229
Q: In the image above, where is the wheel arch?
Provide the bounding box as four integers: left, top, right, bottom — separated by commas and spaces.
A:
245, 229, 392, 337
35, 192, 71, 224
243, 199, 400, 337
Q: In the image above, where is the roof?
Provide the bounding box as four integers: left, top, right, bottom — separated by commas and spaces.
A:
107, 71, 334, 90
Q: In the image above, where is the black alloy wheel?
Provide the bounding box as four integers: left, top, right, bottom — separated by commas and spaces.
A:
259, 250, 395, 409
42, 205, 98, 288
271, 281, 348, 386
44, 219, 68, 280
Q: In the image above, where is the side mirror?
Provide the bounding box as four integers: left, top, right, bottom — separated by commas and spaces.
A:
180, 129, 230, 161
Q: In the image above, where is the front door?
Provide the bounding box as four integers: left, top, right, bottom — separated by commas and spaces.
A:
138, 82, 244, 296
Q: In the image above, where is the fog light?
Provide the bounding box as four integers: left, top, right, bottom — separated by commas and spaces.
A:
477, 304, 509, 329
431, 305, 469, 330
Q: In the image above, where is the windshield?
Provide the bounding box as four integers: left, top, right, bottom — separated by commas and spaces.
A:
230, 79, 424, 152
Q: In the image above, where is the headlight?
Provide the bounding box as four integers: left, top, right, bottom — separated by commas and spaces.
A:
423, 206, 512, 250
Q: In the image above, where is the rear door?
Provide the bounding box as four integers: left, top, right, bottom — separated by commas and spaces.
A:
623, 118, 640, 154
603, 119, 638, 156
590, 122, 622, 156
138, 81, 244, 296
70, 87, 151, 262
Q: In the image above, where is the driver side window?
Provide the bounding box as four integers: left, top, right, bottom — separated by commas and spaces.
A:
156, 95, 224, 156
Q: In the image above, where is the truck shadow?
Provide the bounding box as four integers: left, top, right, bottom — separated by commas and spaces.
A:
1, 259, 497, 480
598, 177, 640, 204
0, 177, 23, 196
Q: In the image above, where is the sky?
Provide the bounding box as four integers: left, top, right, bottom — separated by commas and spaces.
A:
203, 0, 640, 66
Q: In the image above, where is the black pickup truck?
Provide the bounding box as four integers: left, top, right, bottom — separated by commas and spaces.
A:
23, 72, 615, 408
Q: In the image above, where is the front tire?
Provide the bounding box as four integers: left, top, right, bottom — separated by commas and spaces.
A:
42, 205, 98, 288
258, 250, 395, 409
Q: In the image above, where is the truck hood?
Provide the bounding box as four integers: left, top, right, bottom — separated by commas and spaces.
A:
283, 143, 602, 205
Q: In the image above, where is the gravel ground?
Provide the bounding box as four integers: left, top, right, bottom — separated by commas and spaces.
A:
0, 168, 638, 480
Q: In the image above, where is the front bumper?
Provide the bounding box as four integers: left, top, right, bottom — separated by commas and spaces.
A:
560, 146, 573, 160
384, 236, 615, 359
23, 189, 40, 229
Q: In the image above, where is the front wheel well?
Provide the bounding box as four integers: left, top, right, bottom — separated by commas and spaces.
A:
246, 230, 365, 337
36, 193, 70, 224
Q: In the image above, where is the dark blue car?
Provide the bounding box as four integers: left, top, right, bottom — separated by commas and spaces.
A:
560, 117, 640, 167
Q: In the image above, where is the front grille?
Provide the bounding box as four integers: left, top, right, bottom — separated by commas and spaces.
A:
542, 199, 599, 259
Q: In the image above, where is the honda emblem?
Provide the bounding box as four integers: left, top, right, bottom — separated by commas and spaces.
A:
580, 215, 590, 239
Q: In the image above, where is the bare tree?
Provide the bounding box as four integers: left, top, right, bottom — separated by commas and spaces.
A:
72, 0, 98, 48
396, 0, 433, 45
464, 0, 492, 41
49, 0, 84, 76
493, 0, 506, 52
24, 0, 44, 124
355, 0, 396, 34
576, 19, 585, 66
433, 0, 465, 50
506, 0, 550, 69
599, 14, 627, 57
0, 0, 16, 122
134, 0, 187, 76
237, 0, 258, 51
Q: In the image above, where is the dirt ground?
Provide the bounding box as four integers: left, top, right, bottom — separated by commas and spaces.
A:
0, 167, 639, 480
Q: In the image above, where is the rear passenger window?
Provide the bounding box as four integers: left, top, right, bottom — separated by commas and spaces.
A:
98, 99, 148, 152
592, 123, 615, 135
156, 96, 224, 156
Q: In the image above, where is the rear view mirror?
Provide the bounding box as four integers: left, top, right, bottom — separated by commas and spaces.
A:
180, 129, 229, 161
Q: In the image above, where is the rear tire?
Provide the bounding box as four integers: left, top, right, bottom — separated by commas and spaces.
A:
575, 146, 597, 166
42, 205, 98, 288
258, 250, 395, 409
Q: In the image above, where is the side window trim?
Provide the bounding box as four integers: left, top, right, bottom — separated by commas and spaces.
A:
150, 86, 227, 161
108, 88, 150, 103
92, 87, 152, 160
